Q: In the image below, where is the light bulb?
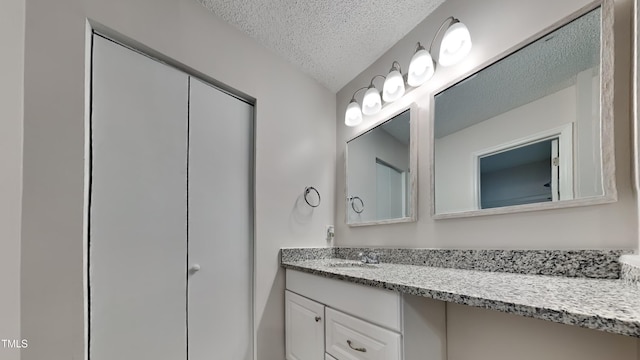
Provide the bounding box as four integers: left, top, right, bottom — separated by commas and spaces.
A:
408, 48, 435, 87
344, 100, 362, 127
382, 69, 405, 102
439, 21, 472, 67
362, 86, 382, 115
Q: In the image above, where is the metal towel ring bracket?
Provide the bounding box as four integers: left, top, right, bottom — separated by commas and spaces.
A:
304, 186, 321, 208
349, 196, 364, 214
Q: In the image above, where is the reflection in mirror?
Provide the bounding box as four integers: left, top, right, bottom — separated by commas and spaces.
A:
433, 4, 615, 217
480, 138, 559, 208
347, 106, 417, 225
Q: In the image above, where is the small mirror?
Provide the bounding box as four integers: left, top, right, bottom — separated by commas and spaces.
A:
433, 3, 615, 218
346, 105, 417, 226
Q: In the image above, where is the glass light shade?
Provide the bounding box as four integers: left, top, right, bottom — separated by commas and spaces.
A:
345, 100, 363, 127
361, 86, 382, 115
382, 70, 405, 102
438, 21, 472, 67
407, 49, 435, 87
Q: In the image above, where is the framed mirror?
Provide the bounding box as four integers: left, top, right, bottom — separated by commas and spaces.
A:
432, 0, 615, 219
346, 104, 418, 226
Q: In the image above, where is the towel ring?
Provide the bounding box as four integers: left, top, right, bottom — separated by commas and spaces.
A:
349, 196, 364, 214
304, 186, 321, 208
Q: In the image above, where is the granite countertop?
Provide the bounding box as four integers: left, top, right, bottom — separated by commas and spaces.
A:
281, 256, 640, 338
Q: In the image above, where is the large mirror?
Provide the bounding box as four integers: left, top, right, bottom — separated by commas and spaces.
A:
346, 104, 418, 226
433, 2, 615, 218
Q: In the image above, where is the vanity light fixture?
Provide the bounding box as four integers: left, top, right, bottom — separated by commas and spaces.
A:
345, 75, 387, 126
362, 85, 382, 115
345, 97, 364, 127
344, 16, 471, 126
435, 17, 473, 67
407, 42, 435, 87
362, 75, 385, 116
382, 61, 406, 102
344, 86, 368, 126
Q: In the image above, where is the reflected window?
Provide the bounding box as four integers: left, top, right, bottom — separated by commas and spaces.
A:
479, 139, 556, 209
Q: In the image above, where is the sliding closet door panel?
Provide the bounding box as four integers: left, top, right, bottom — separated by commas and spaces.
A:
188, 78, 254, 360
90, 36, 188, 360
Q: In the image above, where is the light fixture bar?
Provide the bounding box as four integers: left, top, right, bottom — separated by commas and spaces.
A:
344, 15, 471, 127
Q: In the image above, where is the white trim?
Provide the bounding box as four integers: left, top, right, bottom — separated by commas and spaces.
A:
551, 138, 560, 202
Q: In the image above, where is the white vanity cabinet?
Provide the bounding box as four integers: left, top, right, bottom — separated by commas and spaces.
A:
285, 270, 447, 360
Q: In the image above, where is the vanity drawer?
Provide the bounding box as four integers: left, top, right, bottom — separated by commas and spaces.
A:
325, 308, 401, 360
286, 269, 402, 331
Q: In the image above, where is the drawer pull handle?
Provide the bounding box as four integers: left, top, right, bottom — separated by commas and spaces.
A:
315, 316, 321, 322
347, 340, 367, 353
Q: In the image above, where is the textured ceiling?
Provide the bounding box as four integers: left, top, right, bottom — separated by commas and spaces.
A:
434, 7, 600, 139
196, 0, 446, 92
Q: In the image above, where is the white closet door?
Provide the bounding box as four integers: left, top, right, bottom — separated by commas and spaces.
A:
90, 35, 189, 360
188, 78, 253, 360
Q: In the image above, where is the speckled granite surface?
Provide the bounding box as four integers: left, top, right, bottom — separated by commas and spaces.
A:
620, 255, 640, 285
281, 247, 630, 278
281, 247, 336, 262
281, 258, 640, 337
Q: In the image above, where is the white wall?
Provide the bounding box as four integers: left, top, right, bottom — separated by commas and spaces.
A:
335, 0, 637, 358
348, 127, 409, 222
20, 0, 335, 359
435, 85, 576, 213
0, 0, 24, 359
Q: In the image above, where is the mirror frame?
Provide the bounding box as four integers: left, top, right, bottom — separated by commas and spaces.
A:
430, 0, 616, 219
345, 103, 419, 226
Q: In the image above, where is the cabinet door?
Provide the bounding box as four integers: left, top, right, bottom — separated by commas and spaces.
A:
90, 35, 189, 360
187, 78, 254, 360
286, 291, 325, 360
